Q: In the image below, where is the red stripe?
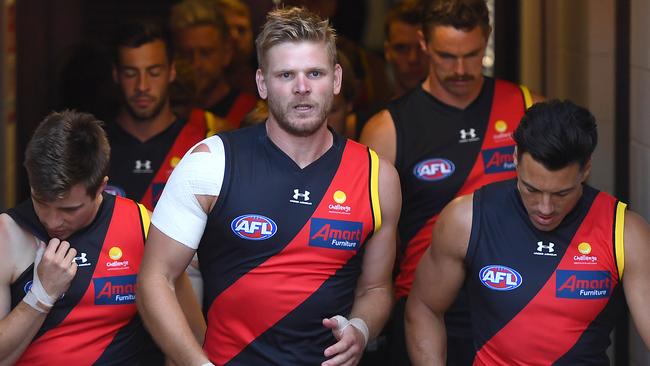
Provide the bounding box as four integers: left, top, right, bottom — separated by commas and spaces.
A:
140, 118, 207, 210
16, 197, 144, 365
473, 192, 618, 365
395, 80, 526, 298
204, 141, 374, 365
225, 92, 257, 129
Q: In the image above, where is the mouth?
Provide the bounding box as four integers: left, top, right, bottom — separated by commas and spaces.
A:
293, 103, 314, 113
533, 214, 555, 227
132, 97, 154, 109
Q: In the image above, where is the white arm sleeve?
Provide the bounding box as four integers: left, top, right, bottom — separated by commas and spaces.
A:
151, 136, 225, 249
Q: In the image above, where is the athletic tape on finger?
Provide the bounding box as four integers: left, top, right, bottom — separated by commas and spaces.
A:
332, 315, 369, 348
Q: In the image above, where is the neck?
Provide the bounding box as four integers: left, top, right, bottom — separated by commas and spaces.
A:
265, 119, 333, 169
200, 81, 231, 110
422, 74, 484, 109
116, 103, 176, 142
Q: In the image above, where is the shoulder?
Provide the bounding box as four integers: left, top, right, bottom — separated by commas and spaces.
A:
0, 213, 34, 283
360, 110, 397, 164
432, 194, 474, 259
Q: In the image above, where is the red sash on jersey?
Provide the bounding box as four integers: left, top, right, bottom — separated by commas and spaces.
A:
473, 193, 622, 365
16, 197, 147, 366
394, 80, 530, 299
140, 114, 208, 210
225, 92, 257, 129
203, 141, 381, 365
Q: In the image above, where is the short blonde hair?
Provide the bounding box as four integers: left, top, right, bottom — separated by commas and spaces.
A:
255, 7, 337, 71
170, 0, 228, 36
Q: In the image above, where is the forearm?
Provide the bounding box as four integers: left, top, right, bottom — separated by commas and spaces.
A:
137, 273, 209, 366
405, 296, 446, 366
174, 272, 206, 344
348, 285, 392, 340
0, 301, 47, 365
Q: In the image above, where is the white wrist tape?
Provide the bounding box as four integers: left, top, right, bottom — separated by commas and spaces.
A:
332, 315, 369, 348
200, 363, 215, 366
23, 241, 57, 312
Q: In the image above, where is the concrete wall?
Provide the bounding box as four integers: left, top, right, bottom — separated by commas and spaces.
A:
629, 0, 650, 363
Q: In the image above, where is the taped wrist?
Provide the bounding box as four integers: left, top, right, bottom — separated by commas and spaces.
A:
332, 315, 369, 348
22, 291, 52, 313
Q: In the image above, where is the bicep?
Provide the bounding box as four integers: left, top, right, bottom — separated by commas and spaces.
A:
410, 197, 472, 313
356, 160, 401, 290
359, 110, 396, 165
141, 225, 197, 283
622, 211, 650, 346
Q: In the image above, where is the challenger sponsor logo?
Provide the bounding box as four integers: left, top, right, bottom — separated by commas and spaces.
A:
309, 218, 363, 250
94, 275, 137, 305
170, 156, 181, 168
104, 185, 126, 197
482, 146, 516, 174
479, 265, 523, 291
556, 270, 612, 299
329, 190, 352, 215
492, 120, 512, 142
231, 214, 277, 240
106, 246, 130, 270
574, 242, 598, 264
413, 158, 455, 181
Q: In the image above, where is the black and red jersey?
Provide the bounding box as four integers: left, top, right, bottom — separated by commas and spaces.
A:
206, 89, 257, 129
105, 114, 210, 210
389, 77, 532, 300
7, 193, 150, 365
467, 180, 624, 365
197, 124, 381, 365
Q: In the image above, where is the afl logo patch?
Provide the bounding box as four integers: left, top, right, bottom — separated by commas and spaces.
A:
479, 265, 523, 291
413, 158, 455, 181
231, 214, 278, 240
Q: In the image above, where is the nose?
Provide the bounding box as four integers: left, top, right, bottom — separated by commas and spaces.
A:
136, 73, 150, 93
41, 209, 64, 232
538, 193, 554, 216
294, 74, 311, 95
454, 57, 466, 75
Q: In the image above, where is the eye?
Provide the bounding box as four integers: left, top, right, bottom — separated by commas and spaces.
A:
121, 69, 137, 78
279, 72, 292, 79
308, 71, 321, 78
148, 67, 163, 77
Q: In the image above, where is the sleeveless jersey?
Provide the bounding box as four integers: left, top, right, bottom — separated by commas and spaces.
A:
390, 77, 533, 300
467, 180, 624, 365
7, 193, 150, 366
106, 113, 209, 210
197, 124, 381, 365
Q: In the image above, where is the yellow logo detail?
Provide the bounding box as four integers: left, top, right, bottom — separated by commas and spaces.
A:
494, 120, 508, 133
578, 242, 592, 255
109, 247, 123, 261
170, 156, 181, 168
333, 190, 347, 204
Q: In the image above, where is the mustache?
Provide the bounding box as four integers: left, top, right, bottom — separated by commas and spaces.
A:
445, 74, 474, 82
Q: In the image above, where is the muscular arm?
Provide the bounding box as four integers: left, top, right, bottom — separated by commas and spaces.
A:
322, 158, 401, 366
359, 110, 396, 165
621, 210, 650, 348
137, 224, 211, 366
0, 214, 77, 365
405, 195, 473, 366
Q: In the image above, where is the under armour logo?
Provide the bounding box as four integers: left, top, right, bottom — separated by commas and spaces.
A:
290, 189, 312, 205
134, 160, 152, 172
459, 128, 479, 142
74, 252, 91, 267
534, 241, 557, 257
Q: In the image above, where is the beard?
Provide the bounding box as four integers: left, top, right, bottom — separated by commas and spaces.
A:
267, 93, 332, 137
124, 87, 169, 122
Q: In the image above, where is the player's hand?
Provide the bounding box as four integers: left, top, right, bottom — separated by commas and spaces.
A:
321, 316, 365, 366
35, 238, 78, 300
